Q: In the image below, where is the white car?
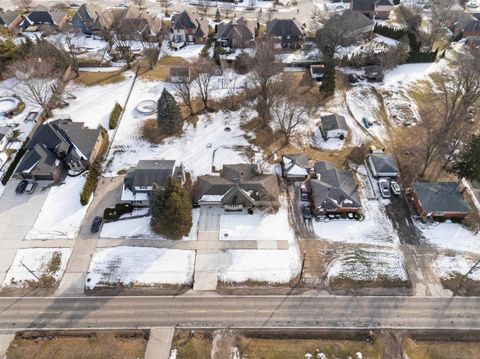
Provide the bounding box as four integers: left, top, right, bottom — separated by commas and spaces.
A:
390, 180, 401, 196
378, 178, 391, 198
467, 1, 478, 8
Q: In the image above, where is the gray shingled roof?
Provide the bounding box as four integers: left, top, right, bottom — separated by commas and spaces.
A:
283, 154, 310, 168
217, 17, 255, 43
321, 114, 348, 132
0, 10, 20, 26
124, 160, 176, 191
266, 19, 302, 38
369, 152, 399, 174
413, 182, 470, 214
73, 4, 103, 27
172, 10, 208, 37
313, 160, 336, 173
309, 163, 361, 210
16, 143, 60, 175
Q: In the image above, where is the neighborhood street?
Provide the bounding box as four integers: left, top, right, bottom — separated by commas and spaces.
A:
0, 295, 480, 332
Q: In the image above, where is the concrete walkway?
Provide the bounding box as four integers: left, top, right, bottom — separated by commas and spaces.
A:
0, 333, 14, 357
145, 327, 175, 359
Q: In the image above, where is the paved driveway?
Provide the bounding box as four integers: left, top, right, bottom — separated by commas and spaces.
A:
0, 179, 50, 285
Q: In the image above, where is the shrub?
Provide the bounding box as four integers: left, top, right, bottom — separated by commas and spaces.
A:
233, 52, 253, 74
1, 145, 27, 185
80, 166, 100, 206
103, 203, 134, 221
109, 102, 122, 130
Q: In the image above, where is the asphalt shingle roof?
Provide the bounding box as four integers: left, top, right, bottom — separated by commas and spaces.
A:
321, 114, 348, 132
413, 182, 470, 214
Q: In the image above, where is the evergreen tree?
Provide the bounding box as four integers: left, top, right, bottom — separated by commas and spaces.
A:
452, 135, 480, 181
150, 177, 192, 239
215, 7, 221, 22
157, 88, 182, 135
320, 59, 335, 97
0, 38, 18, 80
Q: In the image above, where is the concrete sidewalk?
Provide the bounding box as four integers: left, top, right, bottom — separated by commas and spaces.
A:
145, 327, 175, 359
0, 333, 14, 357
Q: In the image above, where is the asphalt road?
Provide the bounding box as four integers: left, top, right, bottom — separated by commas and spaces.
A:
0, 295, 479, 332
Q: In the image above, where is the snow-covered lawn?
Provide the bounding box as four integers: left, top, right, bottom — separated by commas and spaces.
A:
106, 76, 257, 176
100, 208, 199, 240
162, 43, 205, 60
25, 176, 90, 240
326, 247, 408, 284
86, 246, 195, 289
435, 254, 480, 281
2, 248, 72, 287
53, 71, 134, 129
218, 245, 301, 284
219, 207, 291, 241
417, 221, 480, 255
314, 136, 345, 151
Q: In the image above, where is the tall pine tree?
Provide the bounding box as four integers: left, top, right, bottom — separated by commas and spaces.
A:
157, 88, 182, 135
452, 135, 480, 181
149, 177, 192, 239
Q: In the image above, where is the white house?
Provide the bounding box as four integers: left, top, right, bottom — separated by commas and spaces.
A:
317, 114, 349, 141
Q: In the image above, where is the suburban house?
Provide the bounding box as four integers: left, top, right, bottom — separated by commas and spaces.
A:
15, 119, 104, 181
463, 14, 480, 40
170, 10, 209, 44
341, 11, 375, 39
117, 17, 152, 40
0, 10, 22, 33
282, 154, 311, 182
266, 19, 304, 49
368, 150, 399, 178
20, 6, 68, 31
71, 3, 104, 34
195, 164, 279, 210
411, 182, 470, 221
91, 8, 116, 35
351, 0, 394, 20
170, 67, 190, 82
305, 161, 362, 215
0, 127, 13, 151
121, 160, 185, 207
316, 114, 349, 141
216, 17, 258, 49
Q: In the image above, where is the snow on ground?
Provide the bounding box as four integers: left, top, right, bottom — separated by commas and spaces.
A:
219, 207, 291, 241
25, 175, 90, 240
218, 197, 301, 284
417, 221, 480, 255
382, 63, 437, 86
162, 43, 205, 60
314, 136, 345, 151
435, 253, 480, 281
373, 35, 399, 46
2, 248, 72, 287
53, 71, 135, 130
86, 246, 195, 289
106, 76, 257, 176
100, 208, 199, 240
345, 85, 388, 142
326, 247, 408, 283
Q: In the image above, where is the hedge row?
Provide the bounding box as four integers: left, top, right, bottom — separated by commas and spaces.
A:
109, 102, 122, 130
406, 49, 438, 63
1, 146, 26, 185
80, 166, 100, 206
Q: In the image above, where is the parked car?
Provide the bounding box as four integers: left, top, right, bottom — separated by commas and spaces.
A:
467, 2, 478, 8
301, 204, 313, 220
91, 216, 103, 233
300, 184, 309, 201
25, 181, 37, 194
390, 180, 401, 196
15, 180, 28, 194
378, 178, 391, 198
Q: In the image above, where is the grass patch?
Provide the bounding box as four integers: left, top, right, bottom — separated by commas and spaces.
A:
171, 330, 212, 359
440, 273, 480, 296
237, 337, 384, 359
139, 56, 189, 81
328, 276, 411, 289
404, 337, 480, 359
140, 118, 184, 145
74, 70, 126, 86
6, 331, 148, 359
46, 252, 62, 274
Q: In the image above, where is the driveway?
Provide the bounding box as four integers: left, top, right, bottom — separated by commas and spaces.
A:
0, 179, 50, 285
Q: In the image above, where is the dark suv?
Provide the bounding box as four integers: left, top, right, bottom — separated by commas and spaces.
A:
15, 180, 28, 194
91, 216, 103, 233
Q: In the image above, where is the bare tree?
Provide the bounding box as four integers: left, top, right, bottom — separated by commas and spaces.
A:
428, 0, 462, 45
224, 69, 239, 110
193, 58, 215, 110
198, 0, 209, 16
142, 28, 166, 69
347, 143, 369, 173
55, 28, 82, 77
173, 75, 194, 115
222, 3, 234, 18
378, 38, 409, 74
248, 0, 256, 10
14, 0, 33, 10
8, 56, 59, 117
272, 96, 307, 144
256, 8, 263, 22
133, 0, 146, 8
158, 0, 172, 17
250, 37, 284, 126
397, 4, 423, 34
315, 12, 359, 60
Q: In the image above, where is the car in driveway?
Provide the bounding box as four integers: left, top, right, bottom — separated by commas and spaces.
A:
378, 178, 391, 198
91, 216, 103, 233
299, 184, 310, 201
15, 180, 28, 194
25, 181, 37, 194
301, 204, 313, 220
390, 180, 401, 196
